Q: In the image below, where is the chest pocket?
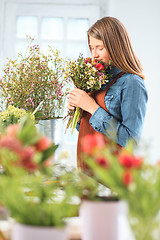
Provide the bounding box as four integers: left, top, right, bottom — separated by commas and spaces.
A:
105, 95, 114, 110
105, 93, 121, 116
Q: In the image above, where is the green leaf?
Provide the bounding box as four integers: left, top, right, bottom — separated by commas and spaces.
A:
17, 116, 40, 145
41, 143, 58, 163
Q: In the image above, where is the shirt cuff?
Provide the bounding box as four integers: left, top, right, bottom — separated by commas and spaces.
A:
89, 106, 111, 132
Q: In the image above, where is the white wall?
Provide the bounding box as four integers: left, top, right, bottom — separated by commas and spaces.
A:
106, 0, 160, 162
0, 0, 5, 68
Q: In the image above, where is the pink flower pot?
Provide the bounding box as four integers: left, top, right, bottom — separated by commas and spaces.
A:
11, 223, 67, 240
79, 200, 121, 240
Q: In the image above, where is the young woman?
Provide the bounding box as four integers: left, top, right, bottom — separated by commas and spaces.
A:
67, 17, 148, 169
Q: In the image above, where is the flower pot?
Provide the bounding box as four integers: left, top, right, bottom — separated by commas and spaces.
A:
11, 223, 67, 240
38, 119, 56, 142
37, 119, 61, 161
79, 200, 121, 240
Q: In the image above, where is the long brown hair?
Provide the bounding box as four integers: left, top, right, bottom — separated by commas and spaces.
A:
87, 17, 145, 79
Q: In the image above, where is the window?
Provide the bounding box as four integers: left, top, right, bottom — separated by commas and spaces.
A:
2, 2, 100, 167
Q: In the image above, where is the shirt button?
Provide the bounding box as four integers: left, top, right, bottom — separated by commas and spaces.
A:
95, 127, 98, 130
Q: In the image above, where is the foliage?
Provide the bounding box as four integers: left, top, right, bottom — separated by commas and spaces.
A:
0, 116, 57, 174
0, 36, 69, 120
81, 132, 160, 240
0, 105, 35, 127
57, 167, 119, 205
63, 54, 111, 134
0, 117, 78, 227
0, 175, 78, 227
58, 169, 100, 201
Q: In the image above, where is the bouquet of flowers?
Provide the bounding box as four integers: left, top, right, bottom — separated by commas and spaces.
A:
0, 36, 69, 121
63, 54, 111, 134
81, 133, 160, 240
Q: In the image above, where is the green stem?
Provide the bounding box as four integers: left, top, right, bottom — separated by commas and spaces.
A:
128, 213, 158, 240
71, 107, 80, 134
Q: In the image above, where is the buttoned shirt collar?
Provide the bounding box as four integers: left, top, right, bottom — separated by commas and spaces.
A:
108, 67, 122, 80
101, 67, 122, 90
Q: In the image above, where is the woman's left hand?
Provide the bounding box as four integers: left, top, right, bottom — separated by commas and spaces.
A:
68, 88, 99, 115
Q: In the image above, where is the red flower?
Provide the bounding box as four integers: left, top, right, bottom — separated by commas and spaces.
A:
81, 133, 106, 155
132, 156, 143, 168
95, 63, 105, 71
19, 147, 38, 172
96, 157, 109, 168
35, 136, 51, 151
119, 152, 143, 169
122, 171, 132, 186
119, 153, 134, 168
0, 136, 39, 172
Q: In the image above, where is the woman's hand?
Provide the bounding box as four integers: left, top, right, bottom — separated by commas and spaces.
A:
67, 88, 99, 114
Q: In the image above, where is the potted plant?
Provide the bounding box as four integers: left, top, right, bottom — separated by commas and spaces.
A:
0, 117, 78, 240
59, 167, 121, 240
0, 36, 70, 140
81, 132, 160, 240
0, 36, 69, 121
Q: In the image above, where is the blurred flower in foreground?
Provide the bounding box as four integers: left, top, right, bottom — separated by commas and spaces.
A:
81, 132, 160, 240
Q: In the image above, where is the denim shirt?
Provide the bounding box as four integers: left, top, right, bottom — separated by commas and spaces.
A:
77, 67, 148, 148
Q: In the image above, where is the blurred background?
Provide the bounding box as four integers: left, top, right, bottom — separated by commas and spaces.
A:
0, 0, 159, 165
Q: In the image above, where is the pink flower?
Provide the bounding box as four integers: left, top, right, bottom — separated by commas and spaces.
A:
0, 136, 24, 157
84, 57, 92, 64
6, 124, 19, 137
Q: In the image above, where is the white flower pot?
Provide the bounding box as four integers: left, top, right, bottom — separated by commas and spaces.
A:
79, 200, 121, 240
11, 223, 67, 240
